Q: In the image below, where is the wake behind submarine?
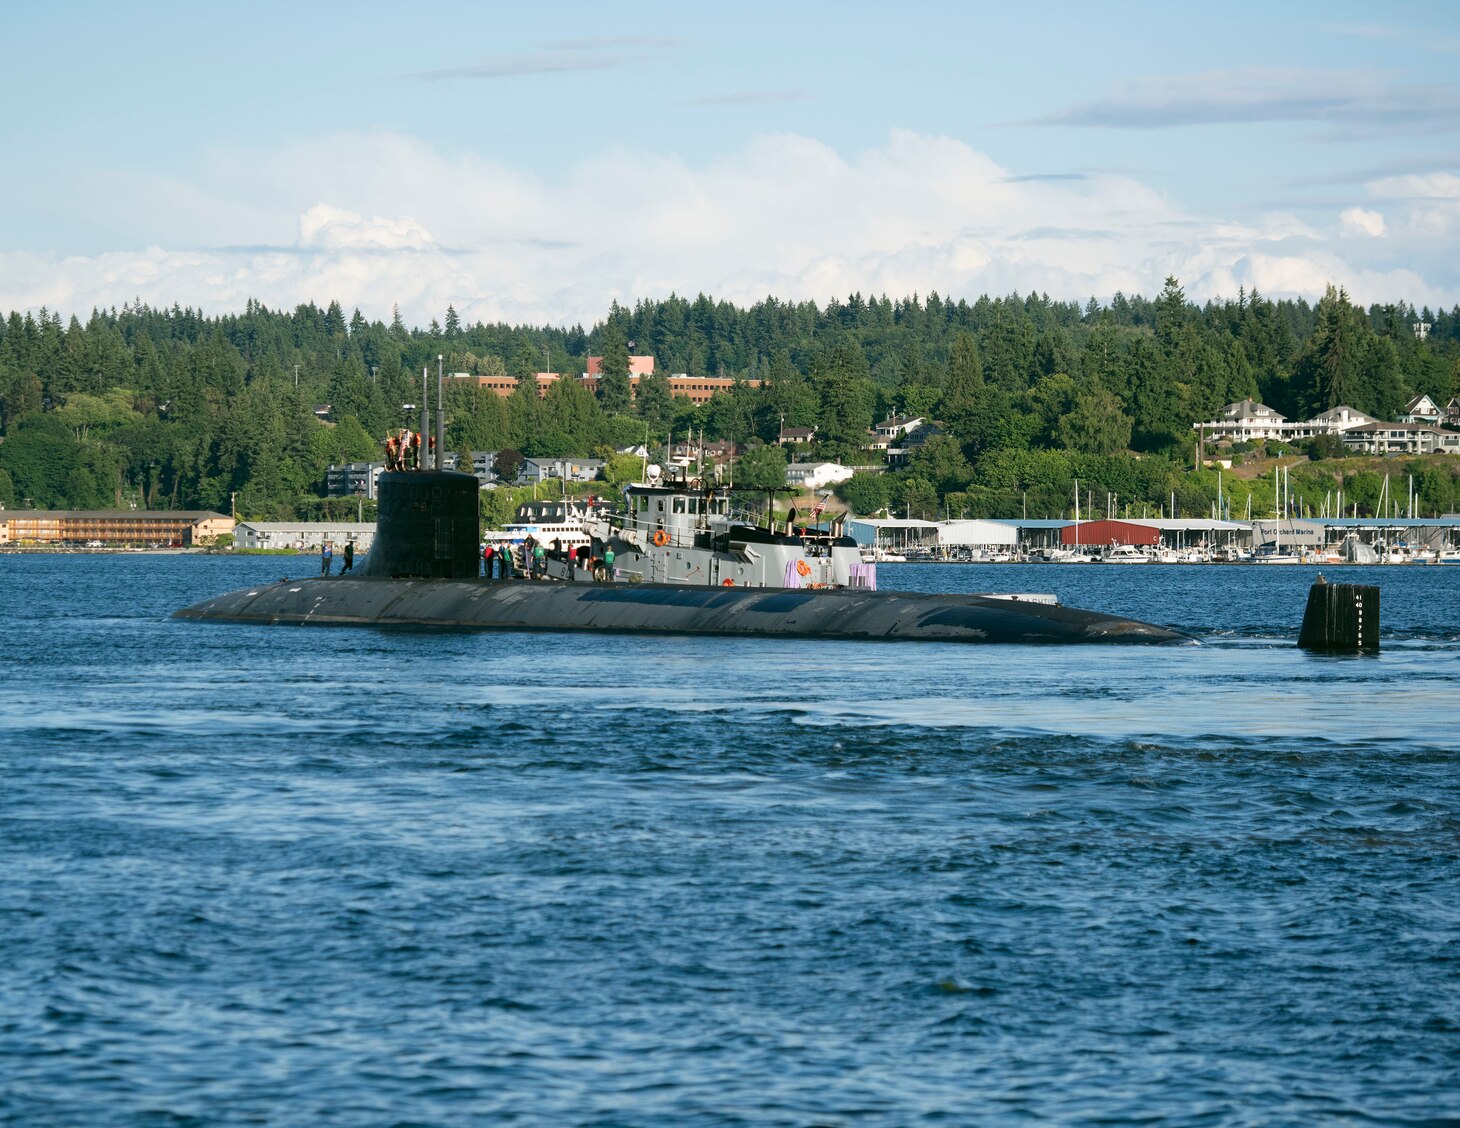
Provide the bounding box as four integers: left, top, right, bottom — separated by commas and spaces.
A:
177, 468, 1188, 645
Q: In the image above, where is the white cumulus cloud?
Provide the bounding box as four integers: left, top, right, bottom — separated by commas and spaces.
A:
1340, 207, 1386, 237
0, 130, 1454, 327
297, 204, 435, 252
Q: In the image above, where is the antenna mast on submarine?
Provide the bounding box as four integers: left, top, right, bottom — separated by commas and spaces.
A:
420, 368, 430, 469
436, 354, 446, 472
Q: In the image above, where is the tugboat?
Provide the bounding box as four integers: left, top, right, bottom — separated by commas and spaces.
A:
582, 465, 872, 589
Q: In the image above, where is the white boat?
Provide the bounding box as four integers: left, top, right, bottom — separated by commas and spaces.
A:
1030, 547, 1090, 564
1099, 544, 1151, 564
1253, 542, 1303, 564
1339, 534, 1379, 565
485, 498, 605, 554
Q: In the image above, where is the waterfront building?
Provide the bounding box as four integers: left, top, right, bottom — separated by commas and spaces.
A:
846, 517, 1019, 556
1249, 519, 1329, 549
1059, 519, 1160, 548
0, 510, 233, 547
234, 521, 376, 552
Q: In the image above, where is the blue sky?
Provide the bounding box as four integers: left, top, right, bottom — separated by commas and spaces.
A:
2, 0, 1457, 326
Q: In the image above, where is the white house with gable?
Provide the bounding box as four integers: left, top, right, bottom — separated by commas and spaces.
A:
786, 462, 856, 490
1399, 394, 1443, 424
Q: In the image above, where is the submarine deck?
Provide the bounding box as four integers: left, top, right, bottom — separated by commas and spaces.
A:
175, 576, 1190, 645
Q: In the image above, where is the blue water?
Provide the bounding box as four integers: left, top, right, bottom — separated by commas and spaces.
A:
3, 556, 1459, 1125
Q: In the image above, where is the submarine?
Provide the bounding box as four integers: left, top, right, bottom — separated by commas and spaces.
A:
177, 467, 1189, 644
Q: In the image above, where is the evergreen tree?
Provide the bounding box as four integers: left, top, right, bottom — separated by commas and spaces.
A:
635, 371, 673, 430
597, 323, 633, 416
732, 442, 787, 489
943, 332, 984, 418
1294, 286, 1363, 414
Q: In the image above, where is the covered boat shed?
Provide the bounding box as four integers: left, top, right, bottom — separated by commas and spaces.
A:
1139, 519, 1251, 550
935, 519, 1019, 547
845, 518, 1019, 552
845, 518, 938, 551
989, 519, 1071, 550
1060, 519, 1159, 547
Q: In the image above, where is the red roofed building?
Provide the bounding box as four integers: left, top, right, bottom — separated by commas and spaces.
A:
1060, 519, 1160, 547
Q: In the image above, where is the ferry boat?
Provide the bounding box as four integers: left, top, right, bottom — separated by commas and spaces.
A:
485, 498, 605, 554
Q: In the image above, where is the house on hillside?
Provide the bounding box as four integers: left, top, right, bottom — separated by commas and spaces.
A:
1304, 405, 1375, 434
777, 425, 816, 447
786, 462, 855, 490
667, 440, 741, 468
874, 415, 923, 440
1399, 394, 1443, 424
1341, 421, 1460, 455
886, 420, 944, 468
518, 457, 606, 484
862, 430, 892, 454
1193, 399, 1289, 442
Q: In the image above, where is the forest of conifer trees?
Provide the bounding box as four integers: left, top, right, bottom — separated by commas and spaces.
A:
0, 279, 1457, 522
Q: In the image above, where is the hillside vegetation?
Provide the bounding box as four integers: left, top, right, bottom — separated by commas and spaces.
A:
0, 280, 1456, 521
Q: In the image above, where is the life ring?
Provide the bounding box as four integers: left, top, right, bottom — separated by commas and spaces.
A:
722, 578, 734, 586
690, 478, 703, 490
652, 529, 670, 547
795, 560, 812, 577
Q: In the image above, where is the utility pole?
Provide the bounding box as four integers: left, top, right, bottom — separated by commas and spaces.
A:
294, 364, 300, 389
230, 491, 236, 521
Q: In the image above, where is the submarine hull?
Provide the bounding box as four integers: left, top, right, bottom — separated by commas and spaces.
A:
176, 577, 1188, 644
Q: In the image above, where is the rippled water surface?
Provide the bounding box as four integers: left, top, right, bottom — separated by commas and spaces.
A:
3, 555, 1459, 1125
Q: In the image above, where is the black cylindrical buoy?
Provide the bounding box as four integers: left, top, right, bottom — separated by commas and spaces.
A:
359, 470, 480, 579
1298, 574, 1379, 652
